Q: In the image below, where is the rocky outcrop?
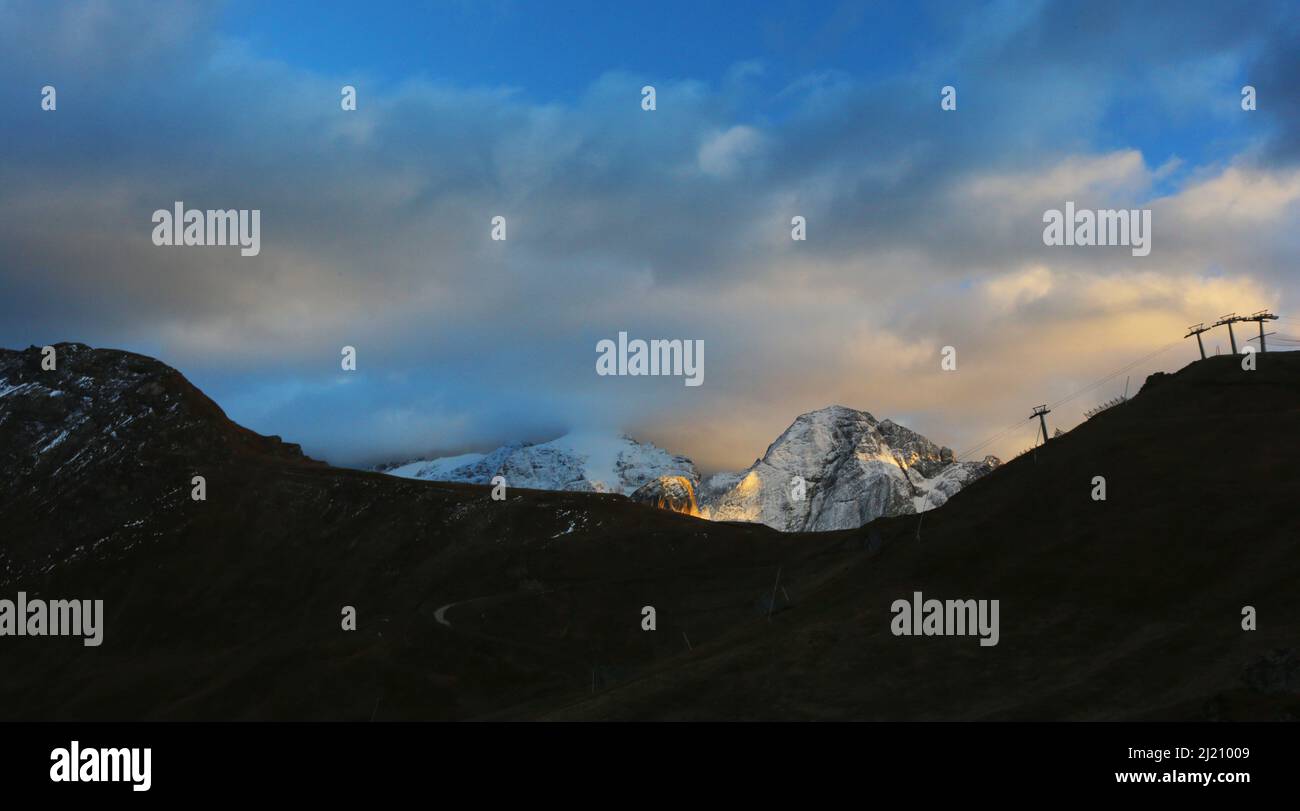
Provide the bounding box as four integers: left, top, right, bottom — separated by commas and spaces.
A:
629, 475, 700, 517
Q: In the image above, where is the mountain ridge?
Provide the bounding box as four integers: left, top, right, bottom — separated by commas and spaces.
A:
3, 343, 1298, 721
378, 404, 999, 532
698, 404, 999, 531
382, 431, 701, 496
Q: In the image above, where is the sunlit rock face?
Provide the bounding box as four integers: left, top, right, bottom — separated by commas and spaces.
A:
629, 475, 700, 517
378, 406, 996, 533
698, 406, 999, 532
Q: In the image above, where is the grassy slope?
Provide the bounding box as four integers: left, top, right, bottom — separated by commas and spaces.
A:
1, 347, 1297, 720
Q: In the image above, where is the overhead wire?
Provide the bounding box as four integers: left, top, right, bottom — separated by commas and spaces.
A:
956, 339, 1184, 460
955, 314, 1296, 461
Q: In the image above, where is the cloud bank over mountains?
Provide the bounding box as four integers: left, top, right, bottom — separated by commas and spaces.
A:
0, 0, 1296, 470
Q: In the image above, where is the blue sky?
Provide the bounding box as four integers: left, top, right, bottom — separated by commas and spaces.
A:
218, 1, 935, 97
213, 0, 1274, 170
1, 1, 1297, 470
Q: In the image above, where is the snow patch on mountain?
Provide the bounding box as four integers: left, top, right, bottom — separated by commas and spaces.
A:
382, 431, 700, 495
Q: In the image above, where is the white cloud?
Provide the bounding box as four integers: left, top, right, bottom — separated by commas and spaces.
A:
2, 4, 1298, 470
697, 125, 765, 177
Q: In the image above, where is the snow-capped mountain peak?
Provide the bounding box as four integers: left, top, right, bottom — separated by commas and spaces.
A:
382, 431, 699, 495
378, 405, 997, 532
698, 405, 998, 531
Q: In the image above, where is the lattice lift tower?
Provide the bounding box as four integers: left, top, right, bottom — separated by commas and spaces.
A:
1184, 322, 1212, 360
1242, 310, 1278, 352
1212, 312, 1244, 354
1030, 405, 1051, 445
